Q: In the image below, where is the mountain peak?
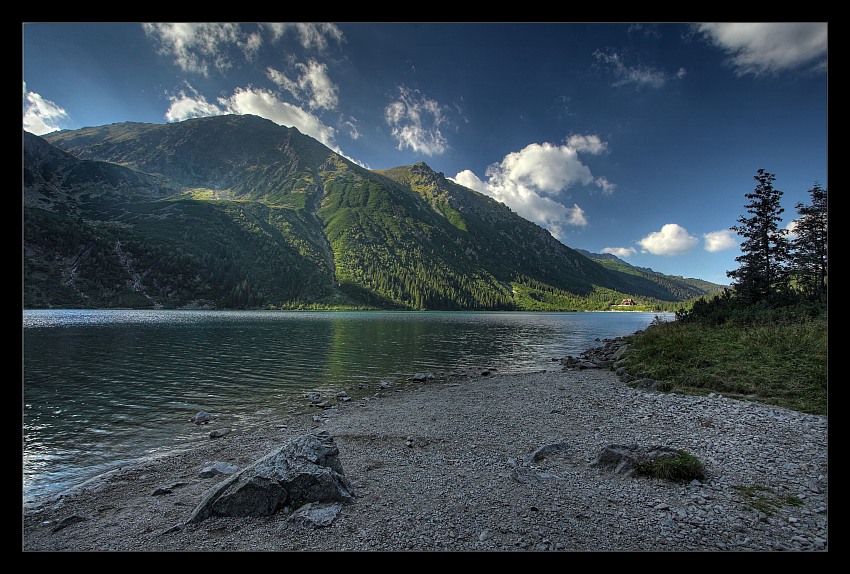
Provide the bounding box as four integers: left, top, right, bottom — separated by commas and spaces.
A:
26, 116, 726, 310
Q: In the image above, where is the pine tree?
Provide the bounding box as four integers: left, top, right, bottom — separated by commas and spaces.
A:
727, 169, 791, 304
790, 182, 828, 300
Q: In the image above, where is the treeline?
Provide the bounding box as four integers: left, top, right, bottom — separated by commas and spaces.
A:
620, 170, 827, 416
677, 170, 827, 324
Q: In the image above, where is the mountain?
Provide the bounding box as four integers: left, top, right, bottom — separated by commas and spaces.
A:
574, 249, 728, 302
23, 114, 725, 310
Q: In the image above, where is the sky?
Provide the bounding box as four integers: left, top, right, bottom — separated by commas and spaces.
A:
22, 22, 828, 285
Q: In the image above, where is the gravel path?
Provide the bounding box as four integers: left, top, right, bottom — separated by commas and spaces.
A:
22, 366, 828, 552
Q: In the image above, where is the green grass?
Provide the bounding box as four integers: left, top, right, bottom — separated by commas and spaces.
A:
635, 450, 706, 482
623, 309, 827, 415
733, 485, 805, 515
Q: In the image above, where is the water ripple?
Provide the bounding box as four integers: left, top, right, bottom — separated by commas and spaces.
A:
23, 309, 669, 504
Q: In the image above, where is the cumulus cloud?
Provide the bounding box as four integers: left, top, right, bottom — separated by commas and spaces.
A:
164, 85, 224, 122
452, 168, 587, 240
638, 224, 700, 255
23, 83, 69, 135
488, 143, 594, 195
267, 59, 338, 110
452, 169, 491, 194
601, 247, 637, 258
143, 23, 242, 76
449, 135, 616, 239
593, 48, 669, 89
703, 229, 738, 252
384, 86, 450, 156
695, 23, 828, 76
164, 85, 339, 152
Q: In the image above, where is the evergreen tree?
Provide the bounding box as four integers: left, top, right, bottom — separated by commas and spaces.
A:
790, 182, 828, 300
727, 169, 791, 303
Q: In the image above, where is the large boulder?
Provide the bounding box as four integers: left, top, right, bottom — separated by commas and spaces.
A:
186, 431, 353, 524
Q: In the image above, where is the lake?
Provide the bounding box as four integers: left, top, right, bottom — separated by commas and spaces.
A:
23, 309, 670, 506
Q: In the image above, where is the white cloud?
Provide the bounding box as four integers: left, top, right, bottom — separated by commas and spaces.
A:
143, 23, 242, 76
384, 86, 449, 156
601, 247, 637, 258
144, 23, 346, 76
703, 229, 738, 252
263, 23, 345, 51
593, 48, 668, 89
224, 88, 338, 149
449, 135, 617, 239
241, 31, 262, 61
785, 219, 799, 239
23, 83, 70, 135
638, 224, 700, 255
267, 59, 338, 111
451, 165, 588, 241
452, 169, 489, 194
695, 23, 828, 76
164, 85, 339, 152
566, 134, 607, 155
340, 117, 360, 140
164, 85, 225, 122
488, 143, 594, 196
594, 176, 616, 195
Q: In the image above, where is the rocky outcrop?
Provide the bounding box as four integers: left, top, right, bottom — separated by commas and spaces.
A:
561, 333, 668, 389
560, 336, 634, 371
186, 431, 352, 524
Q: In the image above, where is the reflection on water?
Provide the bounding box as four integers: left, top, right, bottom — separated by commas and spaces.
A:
23, 309, 668, 505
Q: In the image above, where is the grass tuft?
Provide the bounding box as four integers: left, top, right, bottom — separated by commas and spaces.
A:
635, 450, 705, 482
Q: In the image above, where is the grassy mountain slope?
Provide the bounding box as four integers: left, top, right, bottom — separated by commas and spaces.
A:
26, 115, 725, 310
574, 248, 728, 301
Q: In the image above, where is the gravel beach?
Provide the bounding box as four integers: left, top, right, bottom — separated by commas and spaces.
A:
22, 365, 828, 552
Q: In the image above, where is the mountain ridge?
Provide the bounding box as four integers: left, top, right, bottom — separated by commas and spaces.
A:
24, 115, 725, 310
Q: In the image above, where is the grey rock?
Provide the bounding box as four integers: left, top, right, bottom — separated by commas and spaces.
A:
285, 502, 344, 529
591, 444, 682, 477
190, 412, 215, 425
209, 428, 231, 439
186, 431, 352, 524
199, 462, 239, 478
524, 442, 570, 464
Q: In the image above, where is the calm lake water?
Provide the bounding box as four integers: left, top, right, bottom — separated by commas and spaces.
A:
23, 309, 670, 506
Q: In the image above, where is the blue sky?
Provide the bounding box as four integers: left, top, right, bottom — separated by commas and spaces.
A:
22, 22, 828, 285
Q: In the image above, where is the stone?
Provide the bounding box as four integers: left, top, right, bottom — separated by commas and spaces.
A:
186, 431, 352, 524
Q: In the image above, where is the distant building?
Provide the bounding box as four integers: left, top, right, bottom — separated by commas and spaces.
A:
619, 298, 636, 306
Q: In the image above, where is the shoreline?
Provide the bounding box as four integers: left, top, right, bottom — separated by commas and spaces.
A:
22, 362, 828, 552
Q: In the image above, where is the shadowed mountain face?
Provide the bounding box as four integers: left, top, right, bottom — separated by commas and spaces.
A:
24, 114, 724, 310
